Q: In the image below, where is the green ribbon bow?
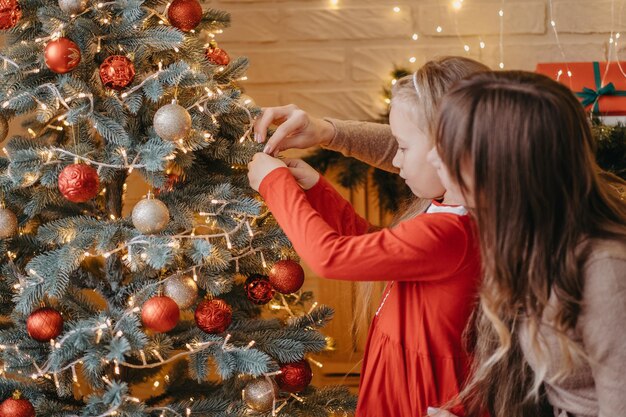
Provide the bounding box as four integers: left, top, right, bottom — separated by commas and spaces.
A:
575, 61, 626, 114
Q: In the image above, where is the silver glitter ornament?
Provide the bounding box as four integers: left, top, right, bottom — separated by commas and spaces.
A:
164, 275, 198, 309
153, 101, 192, 142
132, 196, 170, 234
242, 379, 278, 412
0, 207, 18, 239
0, 113, 8, 142
58, 0, 87, 15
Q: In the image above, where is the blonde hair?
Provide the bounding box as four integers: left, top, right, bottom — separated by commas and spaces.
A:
352, 56, 490, 339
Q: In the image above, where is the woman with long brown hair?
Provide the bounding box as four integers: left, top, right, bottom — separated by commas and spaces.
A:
428, 71, 626, 417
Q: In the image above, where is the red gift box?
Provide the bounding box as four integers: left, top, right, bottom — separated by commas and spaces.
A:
535, 61, 626, 116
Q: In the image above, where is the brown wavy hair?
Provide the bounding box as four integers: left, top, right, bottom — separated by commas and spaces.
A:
352, 56, 489, 338
435, 71, 626, 417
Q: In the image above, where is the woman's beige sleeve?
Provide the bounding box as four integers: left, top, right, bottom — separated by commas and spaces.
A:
322, 118, 399, 173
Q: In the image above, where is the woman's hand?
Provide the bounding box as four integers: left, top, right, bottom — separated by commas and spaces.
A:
253, 104, 335, 155
283, 158, 320, 190
247, 153, 287, 191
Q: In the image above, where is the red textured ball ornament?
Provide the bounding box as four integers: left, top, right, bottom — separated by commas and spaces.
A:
0, 0, 22, 30
0, 391, 35, 417
205, 44, 230, 66
268, 260, 305, 294
245, 274, 275, 305
44, 37, 81, 74
58, 164, 99, 203
194, 298, 232, 334
99, 55, 135, 90
27, 307, 63, 342
167, 0, 202, 32
275, 360, 313, 393
141, 296, 180, 333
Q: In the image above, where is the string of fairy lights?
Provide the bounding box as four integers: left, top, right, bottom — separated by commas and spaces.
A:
0, 0, 265, 273
0, 1, 335, 415
320, 0, 625, 98
389, 0, 505, 70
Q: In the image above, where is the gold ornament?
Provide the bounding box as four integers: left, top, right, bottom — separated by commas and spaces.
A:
132, 195, 170, 234
58, 0, 87, 15
164, 274, 198, 309
0, 207, 18, 239
242, 379, 278, 412
153, 101, 192, 142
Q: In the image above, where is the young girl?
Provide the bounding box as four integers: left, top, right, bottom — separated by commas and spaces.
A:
248, 57, 488, 417
428, 71, 626, 417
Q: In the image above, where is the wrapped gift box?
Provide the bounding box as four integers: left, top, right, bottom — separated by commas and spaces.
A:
535, 61, 626, 116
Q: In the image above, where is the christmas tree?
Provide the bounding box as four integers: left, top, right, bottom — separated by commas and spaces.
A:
0, 0, 356, 416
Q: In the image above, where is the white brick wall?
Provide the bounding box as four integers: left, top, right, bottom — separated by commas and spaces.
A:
1, 1, 618, 124
213, 0, 619, 120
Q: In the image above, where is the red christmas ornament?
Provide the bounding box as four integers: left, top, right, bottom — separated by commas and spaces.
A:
99, 55, 135, 90
205, 44, 230, 66
245, 274, 275, 305
141, 296, 180, 333
27, 307, 63, 342
194, 298, 232, 334
58, 164, 99, 203
167, 0, 202, 32
0, 0, 22, 30
275, 360, 313, 393
44, 37, 81, 74
0, 391, 35, 417
268, 260, 305, 294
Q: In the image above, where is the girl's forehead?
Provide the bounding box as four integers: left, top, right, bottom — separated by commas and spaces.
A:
391, 103, 428, 133
391, 101, 421, 120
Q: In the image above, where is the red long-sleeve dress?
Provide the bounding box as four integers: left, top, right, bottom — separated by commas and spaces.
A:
258, 168, 481, 417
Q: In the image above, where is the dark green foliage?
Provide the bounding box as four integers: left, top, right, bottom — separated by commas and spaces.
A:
304, 147, 412, 214
592, 120, 626, 180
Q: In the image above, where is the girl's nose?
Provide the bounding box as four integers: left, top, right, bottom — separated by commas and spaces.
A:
392, 151, 402, 169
